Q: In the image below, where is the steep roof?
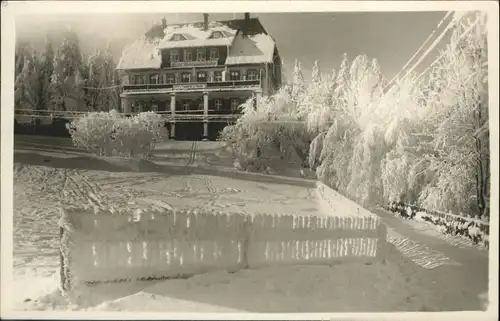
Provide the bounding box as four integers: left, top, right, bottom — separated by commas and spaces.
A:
117, 37, 162, 70
226, 32, 276, 65
117, 17, 276, 70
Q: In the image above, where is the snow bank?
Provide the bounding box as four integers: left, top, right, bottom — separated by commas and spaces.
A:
59, 205, 386, 293
17, 262, 432, 312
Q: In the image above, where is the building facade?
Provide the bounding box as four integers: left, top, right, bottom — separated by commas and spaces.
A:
117, 13, 282, 140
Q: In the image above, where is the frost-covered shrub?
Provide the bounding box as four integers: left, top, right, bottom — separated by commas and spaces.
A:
67, 110, 120, 156
67, 110, 167, 158
219, 89, 313, 173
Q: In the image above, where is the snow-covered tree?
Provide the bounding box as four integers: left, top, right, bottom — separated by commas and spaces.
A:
14, 53, 42, 111
37, 36, 55, 110
82, 45, 120, 112
311, 60, 322, 84
290, 59, 306, 102
50, 28, 85, 111
416, 12, 489, 217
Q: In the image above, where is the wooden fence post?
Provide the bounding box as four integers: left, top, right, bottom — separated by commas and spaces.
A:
59, 225, 71, 293
241, 216, 252, 269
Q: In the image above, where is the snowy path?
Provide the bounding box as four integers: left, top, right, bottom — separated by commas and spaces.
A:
374, 207, 489, 311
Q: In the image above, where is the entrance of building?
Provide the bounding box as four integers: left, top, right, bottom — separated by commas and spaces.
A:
175, 122, 205, 141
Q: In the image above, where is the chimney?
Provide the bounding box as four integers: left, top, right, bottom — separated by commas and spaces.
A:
242, 13, 250, 35
203, 13, 209, 30
161, 17, 167, 29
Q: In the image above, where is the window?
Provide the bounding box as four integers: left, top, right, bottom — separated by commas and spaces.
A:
182, 102, 190, 111
197, 71, 207, 82
170, 50, 179, 62
166, 73, 175, 84
247, 69, 258, 81
170, 34, 186, 41
196, 48, 206, 61
214, 99, 223, 111
214, 71, 222, 82
149, 74, 159, 84
209, 48, 219, 60
230, 99, 240, 112
134, 75, 144, 85
184, 50, 192, 62
181, 73, 191, 83
210, 31, 224, 39
229, 70, 240, 81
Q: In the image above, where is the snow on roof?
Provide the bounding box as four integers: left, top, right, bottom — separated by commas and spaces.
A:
117, 18, 277, 70
158, 22, 237, 49
226, 33, 276, 65
117, 37, 162, 70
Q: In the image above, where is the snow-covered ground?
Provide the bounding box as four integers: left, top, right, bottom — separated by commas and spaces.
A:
11, 137, 488, 313
16, 258, 438, 312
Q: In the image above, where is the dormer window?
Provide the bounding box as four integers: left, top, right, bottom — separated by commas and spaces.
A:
210, 31, 224, 39
170, 33, 187, 41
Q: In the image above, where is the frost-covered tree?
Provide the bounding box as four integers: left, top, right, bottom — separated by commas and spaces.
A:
290, 59, 306, 102
416, 12, 490, 217
15, 42, 31, 78
314, 53, 386, 203
300, 60, 335, 135
375, 11, 489, 217
37, 36, 55, 110
50, 28, 85, 111
82, 45, 120, 112
14, 53, 43, 111
311, 60, 322, 84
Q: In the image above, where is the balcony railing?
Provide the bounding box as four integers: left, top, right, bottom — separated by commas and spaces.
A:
123, 79, 261, 92
170, 59, 219, 68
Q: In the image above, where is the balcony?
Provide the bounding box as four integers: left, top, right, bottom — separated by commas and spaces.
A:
123, 79, 261, 93
170, 59, 219, 68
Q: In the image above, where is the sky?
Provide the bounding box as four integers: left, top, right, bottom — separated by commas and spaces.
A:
15, 11, 452, 83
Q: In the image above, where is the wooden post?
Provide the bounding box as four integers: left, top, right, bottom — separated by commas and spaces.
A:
170, 93, 176, 139
203, 92, 208, 140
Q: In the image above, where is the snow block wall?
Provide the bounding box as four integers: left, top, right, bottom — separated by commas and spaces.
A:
59, 205, 387, 292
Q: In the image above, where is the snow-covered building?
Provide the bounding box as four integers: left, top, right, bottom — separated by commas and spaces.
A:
117, 13, 282, 140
